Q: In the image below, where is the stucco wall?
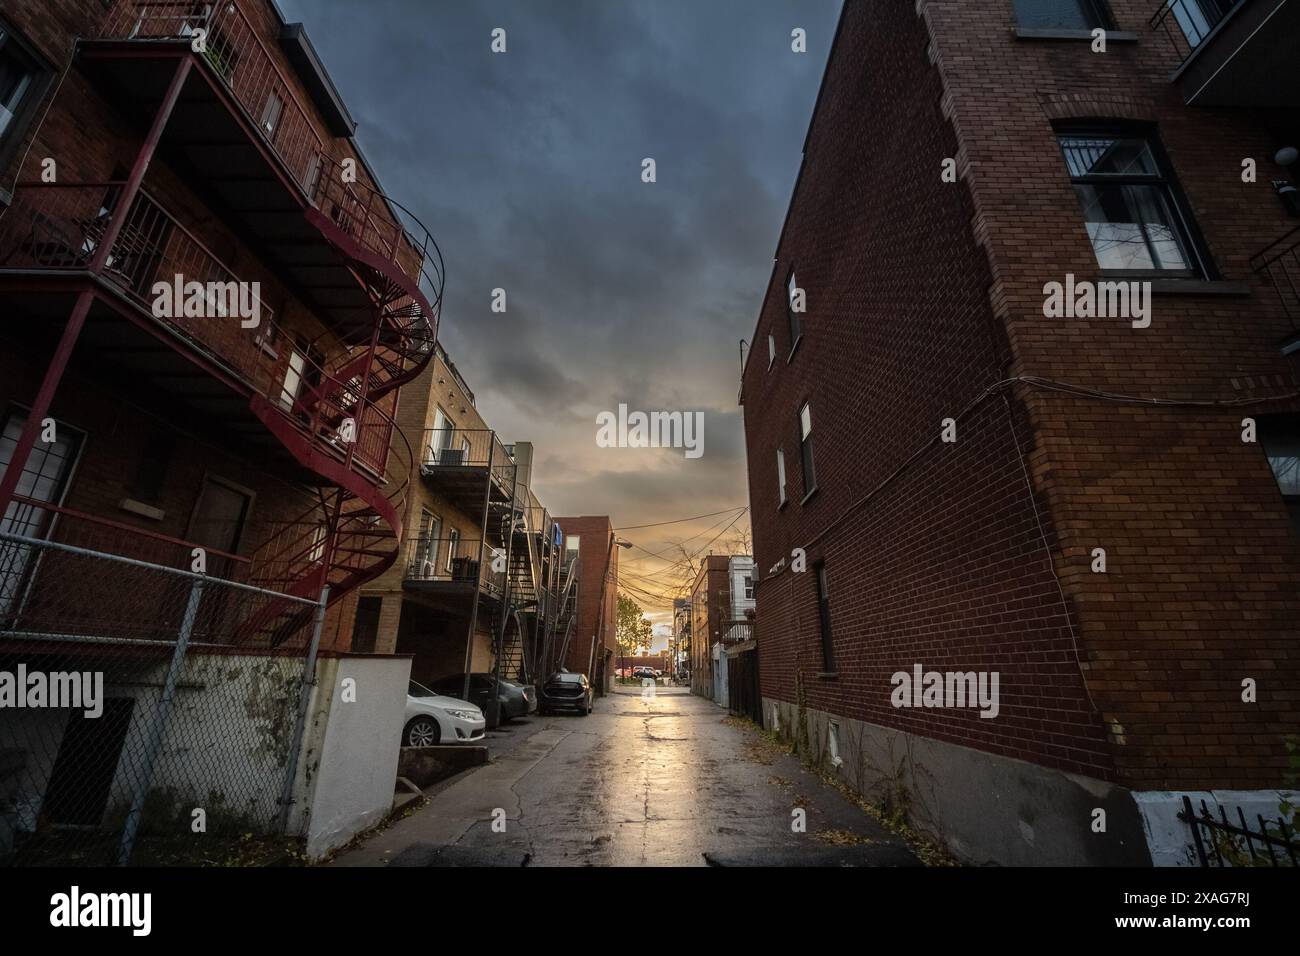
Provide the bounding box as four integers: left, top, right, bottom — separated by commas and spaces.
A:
290, 653, 410, 859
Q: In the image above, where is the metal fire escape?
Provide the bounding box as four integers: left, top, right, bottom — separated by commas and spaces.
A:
63, 4, 448, 635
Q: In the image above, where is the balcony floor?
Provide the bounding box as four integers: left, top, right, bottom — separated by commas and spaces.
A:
1176, 0, 1300, 107
76, 42, 377, 341
0, 276, 320, 486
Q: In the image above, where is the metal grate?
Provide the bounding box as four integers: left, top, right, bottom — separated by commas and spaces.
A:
0, 531, 325, 866
1179, 794, 1299, 867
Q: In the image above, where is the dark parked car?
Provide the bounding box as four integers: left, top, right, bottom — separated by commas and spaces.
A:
540, 671, 594, 716
429, 673, 537, 723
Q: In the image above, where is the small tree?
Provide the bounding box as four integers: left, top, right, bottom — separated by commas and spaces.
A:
616, 593, 653, 676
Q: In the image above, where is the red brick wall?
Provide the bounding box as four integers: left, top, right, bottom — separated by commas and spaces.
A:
0, 0, 420, 651
555, 516, 615, 685
688, 555, 733, 696
743, 0, 1300, 790
927, 0, 1300, 788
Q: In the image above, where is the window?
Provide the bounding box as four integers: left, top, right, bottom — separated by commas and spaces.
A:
128, 434, 175, 507
0, 21, 51, 170
350, 596, 382, 654
776, 447, 788, 507
1167, 0, 1237, 48
415, 509, 440, 570
303, 151, 323, 198
767, 333, 776, 369
0, 407, 83, 615
1261, 417, 1300, 535
260, 91, 284, 140
565, 534, 580, 557
1058, 131, 1202, 275
815, 563, 834, 671
743, 575, 754, 600
446, 526, 461, 573
279, 349, 307, 412
429, 407, 456, 463
786, 269, 802, 351
1012, 0, 1111, 30
799, 403, 816, 498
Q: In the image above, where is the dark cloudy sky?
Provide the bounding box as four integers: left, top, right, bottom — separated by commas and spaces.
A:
277, 0, 839, 629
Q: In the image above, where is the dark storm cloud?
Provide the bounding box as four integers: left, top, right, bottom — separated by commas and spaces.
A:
276, 0, 837, 609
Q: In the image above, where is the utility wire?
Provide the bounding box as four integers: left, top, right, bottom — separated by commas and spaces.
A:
613, 507, 746, 531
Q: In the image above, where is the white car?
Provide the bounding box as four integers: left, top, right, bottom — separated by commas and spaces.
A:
403, 680, 486, 746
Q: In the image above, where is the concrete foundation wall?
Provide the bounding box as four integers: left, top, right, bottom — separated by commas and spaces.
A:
762, 695, 1152, 866
2, 651, 305, 846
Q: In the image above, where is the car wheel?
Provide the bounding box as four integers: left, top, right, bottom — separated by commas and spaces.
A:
403, 716, 440, 747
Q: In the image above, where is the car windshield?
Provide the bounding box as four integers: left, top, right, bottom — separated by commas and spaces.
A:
408, 680, 439, 697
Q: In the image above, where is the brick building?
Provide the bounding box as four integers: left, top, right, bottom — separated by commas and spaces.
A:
344, 342, 567, 709
553, 515, 620, 694
740, 0, 1300, 865
0, 0, 440, 860
687, 554, 753, 700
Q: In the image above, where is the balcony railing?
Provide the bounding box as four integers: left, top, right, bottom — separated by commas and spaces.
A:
5, 493, 249, 583
1250, 224, 1300, 331
0, 181, 275, 367
421, 428, 516, 488
97, 1, 444, 334
404, 536, 504, 596
0, 180, 399, 478
1150, 0, 1243, 65
103, 1, 325, 194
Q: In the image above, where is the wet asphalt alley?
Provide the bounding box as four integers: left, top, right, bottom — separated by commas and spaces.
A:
330, 686, 918, 867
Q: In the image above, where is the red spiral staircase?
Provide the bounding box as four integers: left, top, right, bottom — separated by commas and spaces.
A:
240, 166, 444, 640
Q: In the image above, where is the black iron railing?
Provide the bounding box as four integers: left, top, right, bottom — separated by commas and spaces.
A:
1250, 223, 1300, 325
1179, 795, 1299, 866
1150, 0, 1243, 65
404, 536, 504, 595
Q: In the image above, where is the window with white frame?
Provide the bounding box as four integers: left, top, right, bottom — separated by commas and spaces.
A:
786, 269, 802, 349
776, 447, 787, 507
799, 402, 816, 498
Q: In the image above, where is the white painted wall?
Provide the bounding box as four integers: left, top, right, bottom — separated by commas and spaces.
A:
727, 556, 755, 620
1134, 789, 1299, 867
290, 654, 410, 860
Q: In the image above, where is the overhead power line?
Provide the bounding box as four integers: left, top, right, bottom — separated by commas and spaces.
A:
613, 507, 746, 531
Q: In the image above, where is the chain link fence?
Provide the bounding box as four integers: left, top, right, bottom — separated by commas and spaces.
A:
0, 530, 323, 866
